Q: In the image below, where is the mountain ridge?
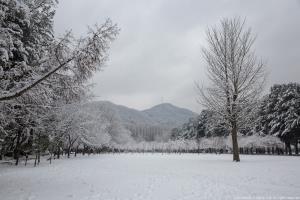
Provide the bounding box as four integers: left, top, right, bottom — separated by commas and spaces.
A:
91, 101, 197, 129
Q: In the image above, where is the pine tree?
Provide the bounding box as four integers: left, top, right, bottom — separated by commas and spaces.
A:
256, 83, 300, 154
173, 110, 229, 141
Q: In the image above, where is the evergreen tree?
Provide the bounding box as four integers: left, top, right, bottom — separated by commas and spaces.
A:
173, 110, 229, 141
256, 83, 300, 154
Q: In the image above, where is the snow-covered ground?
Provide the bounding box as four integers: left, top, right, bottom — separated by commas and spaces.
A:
0, 154, 300, 200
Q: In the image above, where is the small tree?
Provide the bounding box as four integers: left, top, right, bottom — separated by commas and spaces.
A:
198, 17, 266, 161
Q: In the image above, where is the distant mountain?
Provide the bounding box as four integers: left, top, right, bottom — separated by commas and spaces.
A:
142, 103, 198, 129
86, 101, 197, 141
114, 103, 158, 127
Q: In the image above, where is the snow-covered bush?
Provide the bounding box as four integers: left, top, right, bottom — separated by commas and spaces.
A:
238, 134, 284, 149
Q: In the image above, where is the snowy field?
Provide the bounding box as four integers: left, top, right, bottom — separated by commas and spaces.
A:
1, 154, 300, 200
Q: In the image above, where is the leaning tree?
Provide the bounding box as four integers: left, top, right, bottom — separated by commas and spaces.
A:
198, 17, 266, 161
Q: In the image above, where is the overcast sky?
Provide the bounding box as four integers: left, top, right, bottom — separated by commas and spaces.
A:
54, 0, 300, 113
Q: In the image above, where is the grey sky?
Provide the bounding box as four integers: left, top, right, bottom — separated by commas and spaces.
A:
54, 0, 300, 113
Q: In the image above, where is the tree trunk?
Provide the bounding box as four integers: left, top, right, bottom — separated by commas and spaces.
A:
37, 133, 41, 165
67, 147, 71, 158
34, 153, 38, 167
295, 141, 299, 155
83, 145, 86, 155
75, 146, 78, 157
231, 124, 240, 162
49, 153, 52, 164
38, 151, 40, 165
57, 147, 60, 159
285, 141, 292, 155
25, 154, 28, 166
14, 130, 21, 166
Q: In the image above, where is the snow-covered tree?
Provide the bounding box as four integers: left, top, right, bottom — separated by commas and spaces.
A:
50, 102, 134, 155
0, 0, 119, 102
0, 0, 119, 164
198, 17, 266, 161
172, 110, 229, 141
256, 83, 300, 154
53, 103, 112, 157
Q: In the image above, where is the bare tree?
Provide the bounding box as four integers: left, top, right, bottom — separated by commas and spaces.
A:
197, 17, 266, 161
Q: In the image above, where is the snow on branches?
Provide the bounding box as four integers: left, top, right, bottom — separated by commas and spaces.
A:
0, 0, 119, 164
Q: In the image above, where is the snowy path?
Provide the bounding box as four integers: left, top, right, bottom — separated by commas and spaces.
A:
0, 154, 300, 200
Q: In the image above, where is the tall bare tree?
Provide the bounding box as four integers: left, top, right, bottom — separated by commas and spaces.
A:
198, 17, 266, 161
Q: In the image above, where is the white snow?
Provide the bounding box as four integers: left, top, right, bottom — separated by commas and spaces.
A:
0, 154, 300, 200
